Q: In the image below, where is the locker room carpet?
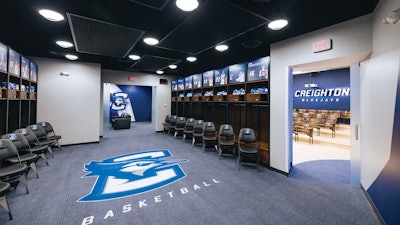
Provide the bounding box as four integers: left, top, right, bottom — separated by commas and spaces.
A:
1, 122, 380, 225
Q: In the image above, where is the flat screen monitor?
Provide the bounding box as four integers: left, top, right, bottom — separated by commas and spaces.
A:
214, 67, 228, 86
30, 62, 38, 82
21, 56, 30, 80
192, 74, 202, 88
171, 80, 178, 91
8, 48, 20, 77
202, 70, 214, 87
0, 42, 7, 73
228, 63, 246, 84
247, 56, 270, 81
184, 75, 193, 90
177, 78, 185, 91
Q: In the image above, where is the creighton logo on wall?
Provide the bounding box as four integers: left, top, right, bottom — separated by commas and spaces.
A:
78, 150, 188, 202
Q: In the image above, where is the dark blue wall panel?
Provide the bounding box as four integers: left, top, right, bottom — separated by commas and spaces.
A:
118, 85, 152, 121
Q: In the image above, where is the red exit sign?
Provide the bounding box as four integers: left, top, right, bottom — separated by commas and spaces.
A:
313, 39, 332, 53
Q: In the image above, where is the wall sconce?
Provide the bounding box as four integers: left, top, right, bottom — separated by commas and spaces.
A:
383, 8, 400, 24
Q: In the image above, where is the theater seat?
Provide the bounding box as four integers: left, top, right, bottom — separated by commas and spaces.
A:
111, 113, 131, 130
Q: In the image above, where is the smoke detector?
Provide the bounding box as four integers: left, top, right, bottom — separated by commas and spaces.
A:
383, 8, 400, 24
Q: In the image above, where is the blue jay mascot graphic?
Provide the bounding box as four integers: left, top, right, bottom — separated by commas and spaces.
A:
78, 150, 187, 202
109, 84, 136, 122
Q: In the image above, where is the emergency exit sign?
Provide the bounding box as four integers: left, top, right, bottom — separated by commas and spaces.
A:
313, 39, 332, 53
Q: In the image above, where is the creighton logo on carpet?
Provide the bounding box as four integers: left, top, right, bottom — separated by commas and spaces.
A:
78, 150, 187, 202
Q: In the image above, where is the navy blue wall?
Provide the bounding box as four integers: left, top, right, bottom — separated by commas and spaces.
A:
293, 68, 350, 110
118, 85, 152, 121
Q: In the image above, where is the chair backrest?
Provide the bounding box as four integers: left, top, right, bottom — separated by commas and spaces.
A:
185, 118, 195, 127
164, 115, 171, 123
27, 124, 47, 140
169, 115, 178, 125
219, 124, 234, 137
203, 122, 216, 134
176, 117, 186, 127
14, 128, 39, 146
239, 128, 256, 143
0, 139, 19, 161
1, 133, 30, 152
38, 121, 54, 134
193, 120, 204, 132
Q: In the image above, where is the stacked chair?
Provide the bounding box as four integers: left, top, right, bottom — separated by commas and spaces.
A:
238, 128, 260, 171
0, 121, 62, 220
192, 120, 204, 145
174, 117, 186, 138
218, 124, 235, 159
202, 122, 218, 152
168, 115, 178, 135
183, 118, 195, 142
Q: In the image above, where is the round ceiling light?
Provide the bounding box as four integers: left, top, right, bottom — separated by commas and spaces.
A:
268, 19, 288, 30
143, 37, 159, 46
215, 44, 229, 52
156, 70, 164, 74
176, 0, 199, 12
56, 41, 73, 48
128, 54, 141, 60
38, 9, 64, 22
186, 56, 197, 62
169, 65, 177, 69
65, 54, 78, 60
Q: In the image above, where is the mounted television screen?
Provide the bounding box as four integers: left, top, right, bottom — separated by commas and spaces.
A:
21, 56, 30, 80
184, 75, 193, 90
247, 56, 270, 81
30, 62, 37, 82
171, 80, 178, 91
177, 78, 185, 91
214, 67, 228, 86
0, 42, 7, 73
8, 48, 20, 77
202, 70, 214, 87
228, 63, 246, 84
192, 74, 202, 88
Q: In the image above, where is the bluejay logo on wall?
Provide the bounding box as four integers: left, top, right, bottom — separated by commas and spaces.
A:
78, 150, 188, 202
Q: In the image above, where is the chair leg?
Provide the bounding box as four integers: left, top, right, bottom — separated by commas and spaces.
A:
56, 140, 62, 151
40, 153, 49, 166
18, 175, 29, 194
29, 162, 39, 178
47, 146, 54, 158
0, 195, 13, 220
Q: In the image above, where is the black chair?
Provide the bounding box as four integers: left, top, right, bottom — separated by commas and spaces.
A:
183, 118, 195, 141
111, 113, 131, 130
202, 122, 218, 152
218, 124, 235, 159
1, 133, 40, 178
192, 120, 204, 145
168, 115, 178, 134
27, 124, 57, 157
174, 117, 186, 138
0, 139, 29, 194
14, 128, 50, 166
0, 181, 12, 220
238, 128, 259, 171
162, 115, 171, 133
38, 121, 62, 150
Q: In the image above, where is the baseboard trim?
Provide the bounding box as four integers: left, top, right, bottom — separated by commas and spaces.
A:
361, 185, 386, 225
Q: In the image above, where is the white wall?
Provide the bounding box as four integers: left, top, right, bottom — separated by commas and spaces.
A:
32, 57, 101, 145
101, 69, 172, 133
360, 0, 400, 190
270, 15, 373, 173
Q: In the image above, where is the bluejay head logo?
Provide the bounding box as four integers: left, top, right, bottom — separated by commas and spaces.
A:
78, 150, 187, 202
110, 92, 129, 111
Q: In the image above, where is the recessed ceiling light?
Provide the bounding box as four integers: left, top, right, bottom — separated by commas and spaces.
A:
169, 65, 177, 69
176, 0, 199, 12
186, 56, 197, 62
38, 9, 64, 22
56, 41, 73, 48
268, 19, 288, 30
128, 54, 141, 60
215, 44, 229, 52
156, 70, 164, 74
65, 54, 78, 60
143, 37, 159, 46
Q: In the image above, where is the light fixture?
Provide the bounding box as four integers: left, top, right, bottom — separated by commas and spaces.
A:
143, 37, 159, 46
65, 54, 78, 60
38, 9, 64, 22
156, 70, 164, 74
59, 72, 69, 76
176, 0, 199, 12
215, 44, 229, 52
56, 41, 73, 48
268, 19, 288, 30
128, 54, 141, 60
383, 8, 400, 24
186, 56, 197, 62
169, 65, 177, 69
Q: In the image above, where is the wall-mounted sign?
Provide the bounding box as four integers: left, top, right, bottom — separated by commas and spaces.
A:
313, 39, 332, 53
